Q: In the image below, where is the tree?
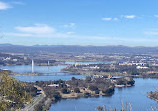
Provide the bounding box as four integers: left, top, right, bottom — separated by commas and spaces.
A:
97, 106, 103, 111
74, 88, 80, 93
85, 77, 92, 82
102, 87, 114, 94
89, 85, 98, 91
61, 88, 70, 94
71, 77, 77, 81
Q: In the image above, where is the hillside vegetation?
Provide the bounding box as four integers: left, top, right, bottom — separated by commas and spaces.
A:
0, 71, 37, 111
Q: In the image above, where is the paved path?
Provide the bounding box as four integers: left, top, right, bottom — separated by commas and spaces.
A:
22, 85, 46, 111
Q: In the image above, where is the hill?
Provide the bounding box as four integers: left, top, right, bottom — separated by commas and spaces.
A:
0, 44, 158, 54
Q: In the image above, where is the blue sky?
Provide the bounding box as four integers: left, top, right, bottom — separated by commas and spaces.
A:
1, 0, 158, 46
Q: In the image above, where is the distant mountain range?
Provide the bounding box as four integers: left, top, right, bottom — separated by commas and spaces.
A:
0, 44, 158, 54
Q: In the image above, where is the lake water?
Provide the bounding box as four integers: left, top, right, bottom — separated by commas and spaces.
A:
0, 64, 158, 110
0, 62, 108, 82
0, 65, 87, 82
50, 78, 158, 111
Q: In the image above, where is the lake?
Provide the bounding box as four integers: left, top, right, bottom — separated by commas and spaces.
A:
50, 78, 158, 111
0, 65, 87, 82
0, 64, 158, 110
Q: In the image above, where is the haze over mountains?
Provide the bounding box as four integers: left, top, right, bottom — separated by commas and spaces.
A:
0, 44, 158, 54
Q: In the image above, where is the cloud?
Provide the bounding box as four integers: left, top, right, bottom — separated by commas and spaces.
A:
123, 15, 136, 19
102, 17, 112, 21
143, 28, 158, 36
7, 24, 117, 39
113, 18, 118, 21
11, 1, 24, 5
154, 15, 158, 18
7, 33, 33, 37
102, 15, 136, 21
6, 24, 158, 46
7, 24, 74, 38
144, 29, 158, 35
102, 17, 119, 21
66, 31, 75, 35
0, 1, 11, 10
64, 23, 76, 28
9, 1, 25, 5
15, 24, 56, 34
0, 1, 23, 11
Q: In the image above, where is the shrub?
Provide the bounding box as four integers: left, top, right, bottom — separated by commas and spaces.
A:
95, 90, 100, 94
89, 85, 98, 91
61, 88, 70, 94
84, 92, 91, 97
74, 88, 80, 93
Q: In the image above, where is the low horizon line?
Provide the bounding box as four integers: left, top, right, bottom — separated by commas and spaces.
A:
0, 43, 158, 48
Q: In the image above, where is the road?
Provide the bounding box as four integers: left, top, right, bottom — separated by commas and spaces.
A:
22, 85, 46, 111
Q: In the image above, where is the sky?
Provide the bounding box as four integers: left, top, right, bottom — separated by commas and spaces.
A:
1, 0, 158, 46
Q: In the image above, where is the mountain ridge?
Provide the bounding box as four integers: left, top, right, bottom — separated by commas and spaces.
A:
0, 44, 158, 54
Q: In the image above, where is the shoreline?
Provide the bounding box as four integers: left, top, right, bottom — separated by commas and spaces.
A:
45, 84, 134, 111
33, 76, 135, 110
0, 63, 59, 66
11, 72, 43, 76
147, 92, 158, 102
62, 70, 158, 79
